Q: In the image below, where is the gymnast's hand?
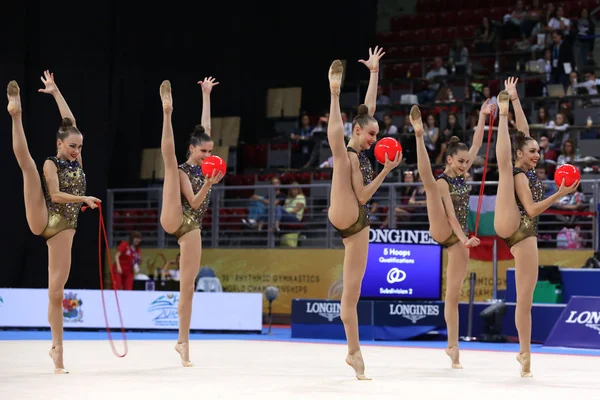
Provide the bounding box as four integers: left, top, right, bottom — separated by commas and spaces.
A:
198, 77, 220, 94
205, 170, 224, 186
557, 179, 580, 196
383, 150, 402, 172
464, 237, 481, 248
359, 46, 386, 73
480, 99, 495, 116
38, 70, 59, 95
82, 196, 101, 209
504, 76, 519, 99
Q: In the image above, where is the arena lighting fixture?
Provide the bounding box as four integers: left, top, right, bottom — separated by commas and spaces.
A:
479, 300, 507, 342
264, 286, 279, 335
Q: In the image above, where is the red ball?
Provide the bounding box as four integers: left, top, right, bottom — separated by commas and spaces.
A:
201, 155, 227, 178
554, 163, 580, 187
374, 137, 402, 165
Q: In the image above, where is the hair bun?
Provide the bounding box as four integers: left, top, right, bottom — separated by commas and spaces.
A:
357, 104, 369, 116
448, 136, 460, 144
193, 125, 205, 135
516, 130, 526, 138
61, 117, 74, 129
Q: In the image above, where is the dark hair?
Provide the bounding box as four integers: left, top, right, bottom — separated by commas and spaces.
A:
57, 117, 81, 141
514, 131, 535, 157
187, 125, 213, 158
189, 125, 213, 147
352, 104, 377, 131
446, 136, 468, 157
128, 231, 142, 245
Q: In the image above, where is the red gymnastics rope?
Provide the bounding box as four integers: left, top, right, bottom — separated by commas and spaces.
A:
474, 112, 495, 237
82, 202, 128, 358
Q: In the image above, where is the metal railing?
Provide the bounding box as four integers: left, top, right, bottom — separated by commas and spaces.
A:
107, 179, 599, 251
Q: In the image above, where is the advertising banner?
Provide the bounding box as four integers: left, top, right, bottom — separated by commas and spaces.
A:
114, 235, 593, 317
545, 296, 600, 350
290, 299, 373, 340
372, 300, 445, 340
0, 289, 262, 332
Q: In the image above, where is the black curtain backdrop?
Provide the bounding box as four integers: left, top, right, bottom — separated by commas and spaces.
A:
0, 0, 377, 289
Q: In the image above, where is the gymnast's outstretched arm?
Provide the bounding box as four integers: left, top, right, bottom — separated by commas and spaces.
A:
198, 76, 219, 136
359, 46, 385, 117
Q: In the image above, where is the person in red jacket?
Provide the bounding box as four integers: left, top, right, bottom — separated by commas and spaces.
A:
114, 231, 142, 290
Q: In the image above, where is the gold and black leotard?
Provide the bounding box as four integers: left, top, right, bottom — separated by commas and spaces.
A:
40, 156, 86, 240
435, 173, 469, 248
172, 163, 211, 240
503, 167, 544, 248
330, 147, 374, 239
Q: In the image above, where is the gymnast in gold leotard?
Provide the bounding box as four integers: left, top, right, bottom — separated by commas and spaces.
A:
435, 168, 470, 248
409, 102, 493, 369
158, 77, 223, 367
327, 47, 402, 380
40, 155, 87, 240
172, 159, 212, 240
330, 146, 372, 238
7, 71, 101, 374
502, 166, 545, 248
493, 77, 579, 377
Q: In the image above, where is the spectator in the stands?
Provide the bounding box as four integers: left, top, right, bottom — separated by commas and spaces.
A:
548, 5, 571, 36
449, 39, 469, 74
424, 114, 439, 162
536, 106, 552, 127
244, 176, 287, 230
543, 3, 556, 26
547, 111, 570, 147
540, 48, 553, 83
535, 164, 558, 197
376, 85, 391, 106
465, 108, 480, 131
114, 231, 142, 290
273, 182, 306, 232
435, 86, 456, 103
503, 0, 527, 39
557, 139, 577, 165
408, 175, 428, 227
380, 169, 418, 228
522, 0, 543, 37
482, 85, 497, 103
558, 100, 574, 124
375, 85, 391, 121
342, 112, 353, 138
311, 113, 329, 135
304, 112, 330, 168
574, 8, 595, 69
566, 71, 580, 96
290, 112, 313, 140
550, 30, 574, 88
474, 16, 496, 54
417, 57, 448, 104
290, 112, 314, 168
381, 113, 398, 136
538, 135, 558, 164
436, 113, 463, 164
399, 118, 416, 165
574, 69, 600, 95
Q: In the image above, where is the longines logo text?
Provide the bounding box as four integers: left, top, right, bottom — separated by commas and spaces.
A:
389, 304, 439, 324
369, 229, 436, 245
565, 310, 600, 334
305, 301, 340, 322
